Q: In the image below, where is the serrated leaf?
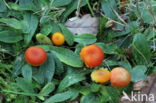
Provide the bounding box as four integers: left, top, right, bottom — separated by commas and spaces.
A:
74, 34, 97, 45
22, 64, 32, 81
59, 23, 74, 46
0, 30, 23, 43
130, 65, 147, 82
57, 73, 85, 92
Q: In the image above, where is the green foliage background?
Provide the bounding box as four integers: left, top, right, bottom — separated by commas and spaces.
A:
0, 0, 156, 103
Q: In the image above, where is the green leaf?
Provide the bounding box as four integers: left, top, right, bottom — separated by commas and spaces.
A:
91, 83, 101, 92
40, 15, 51, 24
95, 42, 118, 54
50, 46, 83, 67
139, 8, 153, 24
38, 82, 55, 100
118, 61, 132, 71
130, 65, 147, 82
2, 90, 43, 97
101, 0, 118, 19
68, 88, 79, 101
81, 93, 100, 103
23, 12, 38, 45
144, 28, 156, 40
40, 23, 52, 36
0, 0, 7, 12
8, 2, 19, 10
57, 73, 85, 92
16, 77, 34, 93
22, 64, 32, 81
133, 2, 153, 24
52, 53, 64, 75
19, 0, 37, 11
65, 66, 89, 75
0, 19, 26, 31
61, 0, 87, 22
132, 33, 151, 65
79, 85, 91, 95
51, 0, 72, 7
103, 60, 118, 66
99, 17, 107, 35
107, 24, 131, 38
33, 53, 55, 84
13, 54, 25, 76
0, 18, 22, 30
75, 43, 84, 55
51, 21, 61, 33
44, 90, 73, 103
0, 30, 23, 43
74, 34, 97, 45
59, 24, 74, 46
100, 86, 119, 103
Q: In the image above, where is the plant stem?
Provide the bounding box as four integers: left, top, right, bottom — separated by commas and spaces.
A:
76, 0, 82, 17
86, 0, 95, 16
112, 7, 130, 28
3, 0, 11, 9
136, 0, 144, 25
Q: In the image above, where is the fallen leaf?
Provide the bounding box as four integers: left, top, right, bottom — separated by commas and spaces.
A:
133, 80, 148, 91
65, 14, 99, 36
140, 73, 156, 103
